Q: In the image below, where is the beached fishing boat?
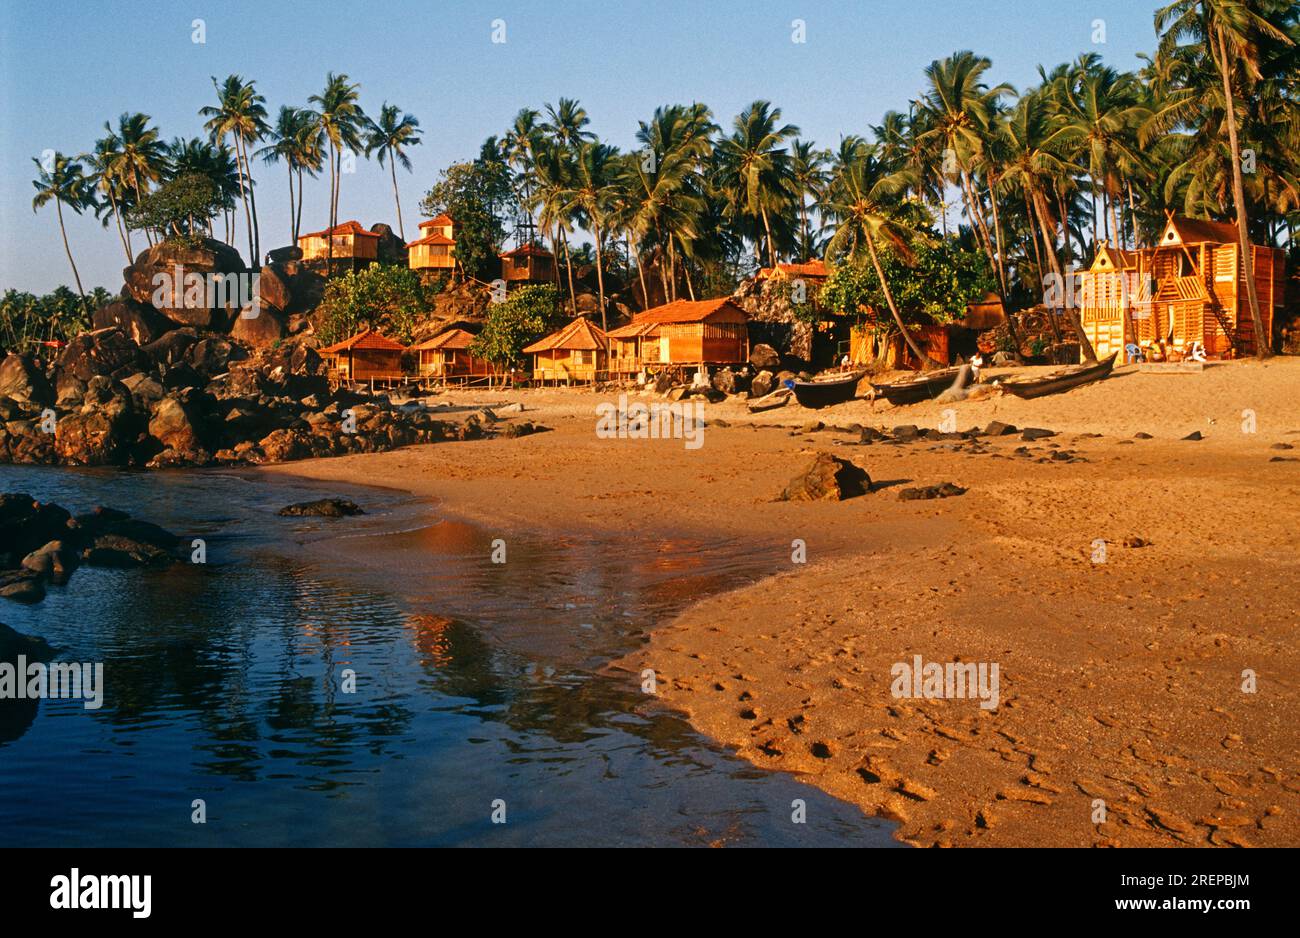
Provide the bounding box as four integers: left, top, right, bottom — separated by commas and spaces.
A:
997, 352, 1119, 399
869, 367, 963, 406
747, 386, 793, 412
791, 370, 866, 409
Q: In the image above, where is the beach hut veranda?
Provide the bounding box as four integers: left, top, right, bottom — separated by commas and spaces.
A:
607, 298, 750, 378
522, 317, 608, 385
411, 328, 492, 386
320, 329, 407, 388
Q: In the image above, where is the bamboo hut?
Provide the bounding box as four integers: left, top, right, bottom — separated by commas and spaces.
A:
609, 299, 749, 376
408, 215, 457, 272
522, 317, 607, 385
1079, 215, 1287, 360
411, 328, 491, 384
320, 329, 406, 387
297, 220, 382, 268
500, 244, 555, 284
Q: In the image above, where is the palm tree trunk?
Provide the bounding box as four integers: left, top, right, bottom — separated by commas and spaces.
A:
234, 139, 254, 265
108, 189, 132, 263
593, 227, 607, 332
1034, 188, 1097, 361
326, 139, 337, 275
863, 228, 935, 369
242, 137, 261, 264
959, 169, 998, 274
295, 168, 305, 242
631, 237, 649, 310
55, 200, 87, 303
1215, 26, 1269, 358
761, 207, 777, 268
988, 175, 1009, 297
287, 164, 296, 245
562, 233, 577, 314
389, 157, 405, 240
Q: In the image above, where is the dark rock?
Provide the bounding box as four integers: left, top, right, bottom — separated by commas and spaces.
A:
0, 353, 54, 407
898, 482, 968, 501
1134, 432, 1153, 440
711, 367, 737, 395
123, 238, 247, 324
148, 396, 206, 452
230, 305, 288, 348
0, 494, 72, 564
266, 245, 303, 265
750, 370, 775, 398
256, 264, 292, 311
277, 497, 364, 518
0, 570, 45, 603
892, 425, 921, 440
750, 344, 782, 370
1021, 428, 1057, 442
983, 421, 1018, 436
92, 297, 172, 345
55, 328, 143, 383
781, 453, 871, 501
1182, 430, 1204, 441
140, 328, 199, 367
499, 421, 547, 438
189, 336, 243, 377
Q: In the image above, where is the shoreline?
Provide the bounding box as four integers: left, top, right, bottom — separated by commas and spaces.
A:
255, 359, 1300, 847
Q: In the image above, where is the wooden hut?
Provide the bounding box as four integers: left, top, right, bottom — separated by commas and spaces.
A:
522, 317, 607, 385
500, 243, 555, 284
848, 317, 951, 370
320, 329, 406, 386
408, 214, 457, 272
1079, 216, 1287, 360
610, 299, 749, 375
411, 328, 491, 384
297, 220, 382, 267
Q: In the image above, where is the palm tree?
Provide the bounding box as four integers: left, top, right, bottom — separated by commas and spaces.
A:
789, 139, 828, 260
201, 75, 269, 265
32, 152, 91, 303
166, 137, 242, 239
82, 135, 134, 262
258, 106, 323, 243
713, 101, 800, 268
560, 141, 620, 328
1155, 0, 1294, 357
106, 113, 167, 250
365, 103, 423, 240
307, 73, 366, 273
821, 137, 937, 368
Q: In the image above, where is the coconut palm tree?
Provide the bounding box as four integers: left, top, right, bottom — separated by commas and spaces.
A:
257, 106, 325, 243
789, 139, 828, 261
820, 137, 937, 368
200, 76, 269, 264
307, 73, 366, 273
106, 113, 167, 250
82, 135, 134, 262
1155, 0, 1294, 357
31, 152, 92, 303
713, 101, 800, 268
165, 137, 242, 239
559, 141, 620, 328
364, 103, 423, 240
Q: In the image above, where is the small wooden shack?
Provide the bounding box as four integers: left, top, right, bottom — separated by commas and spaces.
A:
411, 328, 491, 383
848, 317, 951, 370
408, 214, 457, 272
522, 317, 607, 385
297, 220, 382, 266
610, 298, 749, 374
500, 243, 555, 284
1079, 216, 1287, 359
320, 329, 406, 385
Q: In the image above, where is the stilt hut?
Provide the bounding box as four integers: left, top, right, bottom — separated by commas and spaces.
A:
522, 317, 607, 385
297, 220, 382, 268
500, 244, 555, 285
612, 299, 749, 376
408, 214, 457, 273
411, 328, 492, 384
606, 320, 661, 377
1079, 216, 1287, 360
320, 329, 406, 386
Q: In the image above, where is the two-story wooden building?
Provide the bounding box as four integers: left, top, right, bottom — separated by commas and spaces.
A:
319, 329, 406, 386
297, 220, 383, 269
1079, 216, 1287, 360
500, 243, 555, 285
408, 214, 457, 273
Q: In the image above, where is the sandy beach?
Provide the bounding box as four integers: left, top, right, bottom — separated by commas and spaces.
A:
261, 358, 1300, 847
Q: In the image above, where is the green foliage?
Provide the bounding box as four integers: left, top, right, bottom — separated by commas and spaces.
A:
125, 172, 222, 243
1, 285, 108, 348
419, 157, 512, 280
314, 264, 430, 345
818, 242, 996, 325
469, 284, 564, 367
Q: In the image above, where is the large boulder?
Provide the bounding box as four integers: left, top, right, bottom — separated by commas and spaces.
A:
54, 378, 137, 466
92, 297, 172, 345
148, 394, 207, 453
230, 304, 287, 348
123, 238, 247, 327
370, 223, 409, 265
781, 453, 872, 502
0, 493, 72, 566
750, 344, 782, 370
55, 327, 143, 383
0, 354, 54, 407
256, 265, 292, 312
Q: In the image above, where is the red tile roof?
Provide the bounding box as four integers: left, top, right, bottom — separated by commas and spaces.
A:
408, 232, 455, 247
411, 328, 475, 351
522, 317, 607, 353
606, 320, 659, 339
757, 260, 828, 279
299, 220, 382, 241
632, 298, 749, 325
420, 214, 454, 228
319, 329, 406, 354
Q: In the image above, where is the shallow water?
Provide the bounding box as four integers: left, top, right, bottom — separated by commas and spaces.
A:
0, 465, 897, 847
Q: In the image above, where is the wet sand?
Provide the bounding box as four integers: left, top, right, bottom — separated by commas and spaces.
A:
261, 357, 1300, 846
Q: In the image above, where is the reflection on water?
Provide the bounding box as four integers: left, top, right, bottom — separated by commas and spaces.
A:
0, 466, 896, 847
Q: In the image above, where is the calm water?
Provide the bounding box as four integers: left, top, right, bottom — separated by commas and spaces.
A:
0, 465, 896, 847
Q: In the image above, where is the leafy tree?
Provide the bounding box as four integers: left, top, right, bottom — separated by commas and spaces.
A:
125, 172, 223, 243
419, 157, 513, 280
314, 264, 429, 345
469, 284, 563, 371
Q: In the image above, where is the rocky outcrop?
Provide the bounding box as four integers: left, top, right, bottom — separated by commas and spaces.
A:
0, 353, 54, 407
123, 238, 247, 328
780, 453, 872, 501
277, 498, 364, 518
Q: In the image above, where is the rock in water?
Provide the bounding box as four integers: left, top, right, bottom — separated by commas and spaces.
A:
781, 453, 871, 501
277, 498, 364, 518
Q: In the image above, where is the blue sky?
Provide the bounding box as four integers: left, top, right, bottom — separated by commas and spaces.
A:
0, 0, 1163, 293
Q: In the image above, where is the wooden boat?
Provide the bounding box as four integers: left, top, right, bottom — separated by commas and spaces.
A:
791, 370, 866, 409
998, 352, 1118, 399
869, 367, 963, 406
747, 386, 793, 413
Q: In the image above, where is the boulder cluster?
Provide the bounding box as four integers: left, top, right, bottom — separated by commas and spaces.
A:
0, 493, 185, 604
